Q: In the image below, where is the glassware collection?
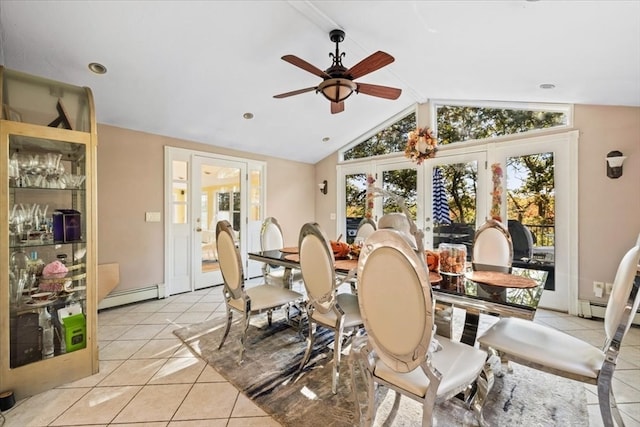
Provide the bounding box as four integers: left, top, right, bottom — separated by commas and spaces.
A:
9, 152, 85, 189
8, 147, 87, 367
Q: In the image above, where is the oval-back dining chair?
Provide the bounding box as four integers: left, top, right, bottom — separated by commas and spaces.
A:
350, 228, 491, 426
216, 220, 303, 362
298, 222, 363, 394
355, 217, 377, 242
478, 234, 640, 427
472, 219, 513, 273
259, 217, 303, 289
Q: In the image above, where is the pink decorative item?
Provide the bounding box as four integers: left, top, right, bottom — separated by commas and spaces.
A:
42, 260, 68, 279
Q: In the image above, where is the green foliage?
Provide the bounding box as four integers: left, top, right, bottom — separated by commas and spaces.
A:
343, 113, 416, 160
343, 104, 561, 234
436, 106, 566, 145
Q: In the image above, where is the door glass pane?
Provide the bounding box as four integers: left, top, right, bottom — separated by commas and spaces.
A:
433, 162, 477, 252
345, 172, 367, 244
506, 152, 555, 291
382, 169, 418, 221
381, 169, 417, 219
249, 170, 261, 221
172, 182, 187, 224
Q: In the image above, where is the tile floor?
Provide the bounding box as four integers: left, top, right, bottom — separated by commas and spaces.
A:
2, 282, 639, 426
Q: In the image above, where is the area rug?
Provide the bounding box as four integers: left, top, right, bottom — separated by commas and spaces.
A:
174, 313, 588, 426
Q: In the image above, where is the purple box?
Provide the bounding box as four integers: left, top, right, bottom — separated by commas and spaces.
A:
53, 209, 82, 242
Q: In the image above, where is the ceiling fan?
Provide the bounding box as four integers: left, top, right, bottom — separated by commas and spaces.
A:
274, 29, 402, 114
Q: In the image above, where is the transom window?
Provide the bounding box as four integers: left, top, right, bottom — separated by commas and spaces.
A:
340, 101, 571, 161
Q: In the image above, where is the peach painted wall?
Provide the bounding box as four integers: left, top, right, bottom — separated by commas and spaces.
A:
574, 104, 640, 303
314, 104, 640, 307
97, 124, 315, 293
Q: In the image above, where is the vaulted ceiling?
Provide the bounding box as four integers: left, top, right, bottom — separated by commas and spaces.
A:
1, 1, 638, 164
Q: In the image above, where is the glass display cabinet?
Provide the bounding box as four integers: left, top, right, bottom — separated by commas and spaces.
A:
0, 67, 98, 399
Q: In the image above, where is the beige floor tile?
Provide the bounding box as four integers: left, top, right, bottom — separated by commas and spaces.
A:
620, 346, 640, 368
100, 311, 153, 325
536, 315, 595, 331
157, 302, 194, 313
157, 323, 186, 339
231, 393, 269, 417
174, 311, 212, 324
139, 311, 183, 325
198, 293, 225, 303
196, 364, 227, 383
619, 403, 640, 425
171, 294, 204, 303
188, 301, 222, 312
3, 388, 90, 426
149, 357, 207, 384
112, 383, 192, 423
615, 368, 640, 390
58, 360, 124, 388
173, 344, 199, 358
168, 420, 228, 426
132, 338, 183, 359
99, 339, 147, 360
128, 300, 171, 313
625, 327, 640, 346
51, 386, 141, 426
99, 358, 166, 386
172, 382, 239, 420
227, 416, 282, 426
118, 324, 167, 340
97, 324, 133, 341
110, 423, 167, 427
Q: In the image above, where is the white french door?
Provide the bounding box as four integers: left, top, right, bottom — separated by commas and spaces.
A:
165, 147, 265, 296
337, 131, 578, 313
192, 156, 246, 290
421, 151, 487, 251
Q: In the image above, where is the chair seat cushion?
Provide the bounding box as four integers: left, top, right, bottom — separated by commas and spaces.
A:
478, 317, 605, 379
374, 336, 487, 398
265, 267, 303, 284
228, 284, 302, 312
312, 292, 362, 328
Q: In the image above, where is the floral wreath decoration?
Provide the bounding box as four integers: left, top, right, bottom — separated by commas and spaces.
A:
405, 126, 437, 165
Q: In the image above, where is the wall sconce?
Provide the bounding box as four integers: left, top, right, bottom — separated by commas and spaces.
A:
318, 180, 328, 195
606, 150, 627, 179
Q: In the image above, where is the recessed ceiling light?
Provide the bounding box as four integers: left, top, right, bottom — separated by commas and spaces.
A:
539, 83, 556, 90
243, 112, 254, 119
88, 62, 107, 74
322, 137, 330, 142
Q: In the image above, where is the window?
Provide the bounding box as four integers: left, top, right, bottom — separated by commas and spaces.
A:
342, 111, 416, 161
434, 101, 571, 146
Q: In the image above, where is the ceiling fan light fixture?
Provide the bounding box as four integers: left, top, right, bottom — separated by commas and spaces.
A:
318, 78, 357, 103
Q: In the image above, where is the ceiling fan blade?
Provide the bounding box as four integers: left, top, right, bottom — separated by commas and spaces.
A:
273, 86, 317, 99
331, 101, 345, 114
356, 82, 402, 100
345, 51, 395, 80
282, 55, 331, 79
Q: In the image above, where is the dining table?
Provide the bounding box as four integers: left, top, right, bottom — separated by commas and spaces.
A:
248, 249, 548, 346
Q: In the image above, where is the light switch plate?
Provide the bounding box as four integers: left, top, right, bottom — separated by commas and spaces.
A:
145, 212, 161, 222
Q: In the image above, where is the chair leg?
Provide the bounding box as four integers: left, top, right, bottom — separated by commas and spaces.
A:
332, 325, 345, 394
218, 304, 233, 350
597, 366, 622, 427
239, 310, 250, 362
267, 309, 273, 326
299, 320, 316, 371
470, 359, 495, 427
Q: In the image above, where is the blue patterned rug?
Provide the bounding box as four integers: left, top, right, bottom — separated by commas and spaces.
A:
174, 312, 588, 426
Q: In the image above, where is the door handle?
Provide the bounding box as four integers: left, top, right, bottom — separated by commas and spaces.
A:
195, 227, 202, 232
